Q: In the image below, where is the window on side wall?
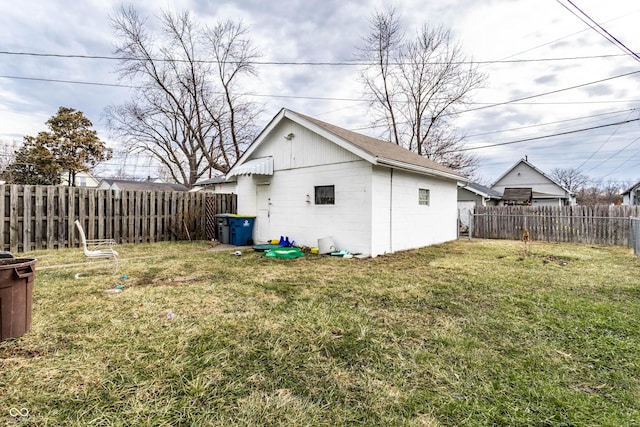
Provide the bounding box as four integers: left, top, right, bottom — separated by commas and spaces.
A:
419, 188, 430, 206
315, 185, 335, 205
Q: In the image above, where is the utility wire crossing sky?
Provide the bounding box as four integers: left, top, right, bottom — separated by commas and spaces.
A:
0, 0, 639, 185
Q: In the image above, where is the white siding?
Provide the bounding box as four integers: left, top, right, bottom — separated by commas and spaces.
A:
378, 169, 458, 254
457, 188, 484, 205
370, 168, 392, 256
492, 162, 564, 196
623, 184, 640, 206
61, 171, 100, 188
531, 198, 563, 207
236, 175, 258, 215
242, 161, 373, 254
237, 117, 459, 256
251, 119, 361, 170
199, 182, 237, 194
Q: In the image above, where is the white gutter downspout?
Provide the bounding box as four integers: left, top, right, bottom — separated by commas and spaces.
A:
389, 168, 394, 254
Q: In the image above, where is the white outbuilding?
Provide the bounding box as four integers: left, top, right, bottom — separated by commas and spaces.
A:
226, 109, 467, 257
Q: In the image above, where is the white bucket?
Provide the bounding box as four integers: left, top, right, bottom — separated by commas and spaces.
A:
318, 236, 336, 254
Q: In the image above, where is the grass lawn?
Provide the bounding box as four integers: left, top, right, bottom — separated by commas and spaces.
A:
1, 239, 639, 426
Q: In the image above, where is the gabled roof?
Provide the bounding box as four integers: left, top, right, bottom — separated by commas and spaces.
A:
229, 108, 467, 182
491, 158, 573, 195
622, 181, 640, 195
197, 176, 236, 186
459, 182, 502, 199
100, 179, 187, 192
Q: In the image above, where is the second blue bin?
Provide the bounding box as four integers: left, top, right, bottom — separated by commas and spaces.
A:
228, 215, 256, 246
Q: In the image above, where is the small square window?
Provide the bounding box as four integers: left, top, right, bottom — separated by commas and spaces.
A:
315, 185, 335, 205
419, 188, 430, 205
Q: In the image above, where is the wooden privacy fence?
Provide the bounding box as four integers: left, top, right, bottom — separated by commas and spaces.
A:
470, 205, 640, 246
204, 193, 237, 240
0, 185, 237, 253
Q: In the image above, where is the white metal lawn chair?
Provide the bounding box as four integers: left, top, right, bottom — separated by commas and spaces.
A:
74, 220, 119, 272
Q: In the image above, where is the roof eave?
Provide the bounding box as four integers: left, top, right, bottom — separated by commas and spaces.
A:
377, 158, 468, 182
458, 184, 501, 199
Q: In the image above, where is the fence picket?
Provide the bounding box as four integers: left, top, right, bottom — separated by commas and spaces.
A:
0, 185, 236, 252
471, 205, 640, 247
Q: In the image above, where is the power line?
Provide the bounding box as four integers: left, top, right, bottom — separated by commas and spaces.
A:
448, 118, 640, 153
5, 68, 638, 109
0, 49, 634, 66
464, 108, 638, 139
0, 75, 135, 88
575, 111, 635, 171
487, 7, 640, 61
557, 0, 640, 63
582, 136, 640, 174
458, 70, 640, 115
350, 69, 640, 133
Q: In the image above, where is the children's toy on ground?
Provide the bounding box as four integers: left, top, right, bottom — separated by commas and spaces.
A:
264, 247, 304, 259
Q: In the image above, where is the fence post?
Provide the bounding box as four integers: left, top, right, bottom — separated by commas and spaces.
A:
0, 185, 229, 251
483, 212, 488, 239
630, 217, 640, 256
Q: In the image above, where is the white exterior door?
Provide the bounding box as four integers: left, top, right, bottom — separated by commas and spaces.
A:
256, 185, 270, 243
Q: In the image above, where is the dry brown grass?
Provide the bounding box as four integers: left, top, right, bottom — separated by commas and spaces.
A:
1, 239, 638, 425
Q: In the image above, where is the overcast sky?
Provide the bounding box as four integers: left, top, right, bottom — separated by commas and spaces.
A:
1, 0, 639, 186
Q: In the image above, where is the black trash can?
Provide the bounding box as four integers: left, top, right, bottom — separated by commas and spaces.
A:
215, 214, 231, 244
0, 258, 36, 341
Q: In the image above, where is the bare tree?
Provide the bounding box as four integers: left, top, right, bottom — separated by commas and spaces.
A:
575, 178, 624, 205
601, 180, 624, 204
0, 139, 20, 182
550, 168, 589, 193
358, 9, 404, 148
357, 9, 485, 176
104, 6, 261, 188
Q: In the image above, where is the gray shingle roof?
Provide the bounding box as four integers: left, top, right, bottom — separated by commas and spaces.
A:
101, 179, 187, 192
461, 182, 503, 199
293, 111, 466, 180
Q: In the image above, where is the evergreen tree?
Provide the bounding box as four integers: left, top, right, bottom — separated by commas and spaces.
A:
8, 107, 112, 186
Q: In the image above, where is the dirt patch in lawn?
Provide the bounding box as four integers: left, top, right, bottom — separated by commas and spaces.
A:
515, 254, 573, 265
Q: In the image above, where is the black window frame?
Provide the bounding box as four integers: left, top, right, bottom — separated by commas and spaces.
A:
418, 188, 430, 206
314, 185, 335, 205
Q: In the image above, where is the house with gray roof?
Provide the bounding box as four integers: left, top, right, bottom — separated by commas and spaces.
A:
457, 182, 502, 231
622, 181, 640, 206
193, 176, 237, 194
226, 108, 467, 256
490, 158, 575, 206
97, 179, 187, 192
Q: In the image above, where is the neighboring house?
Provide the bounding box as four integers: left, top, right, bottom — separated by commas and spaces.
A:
226, 108, 467, 257
491, 158, 576, 206
192, 176, 237, 194
622, 181, 640, 205
97, 179, 187, 192
457, 182, 502, 231
60, 170, 100, 188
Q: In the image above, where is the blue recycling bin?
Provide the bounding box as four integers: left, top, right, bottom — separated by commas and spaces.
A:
228, 215, 256, 246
